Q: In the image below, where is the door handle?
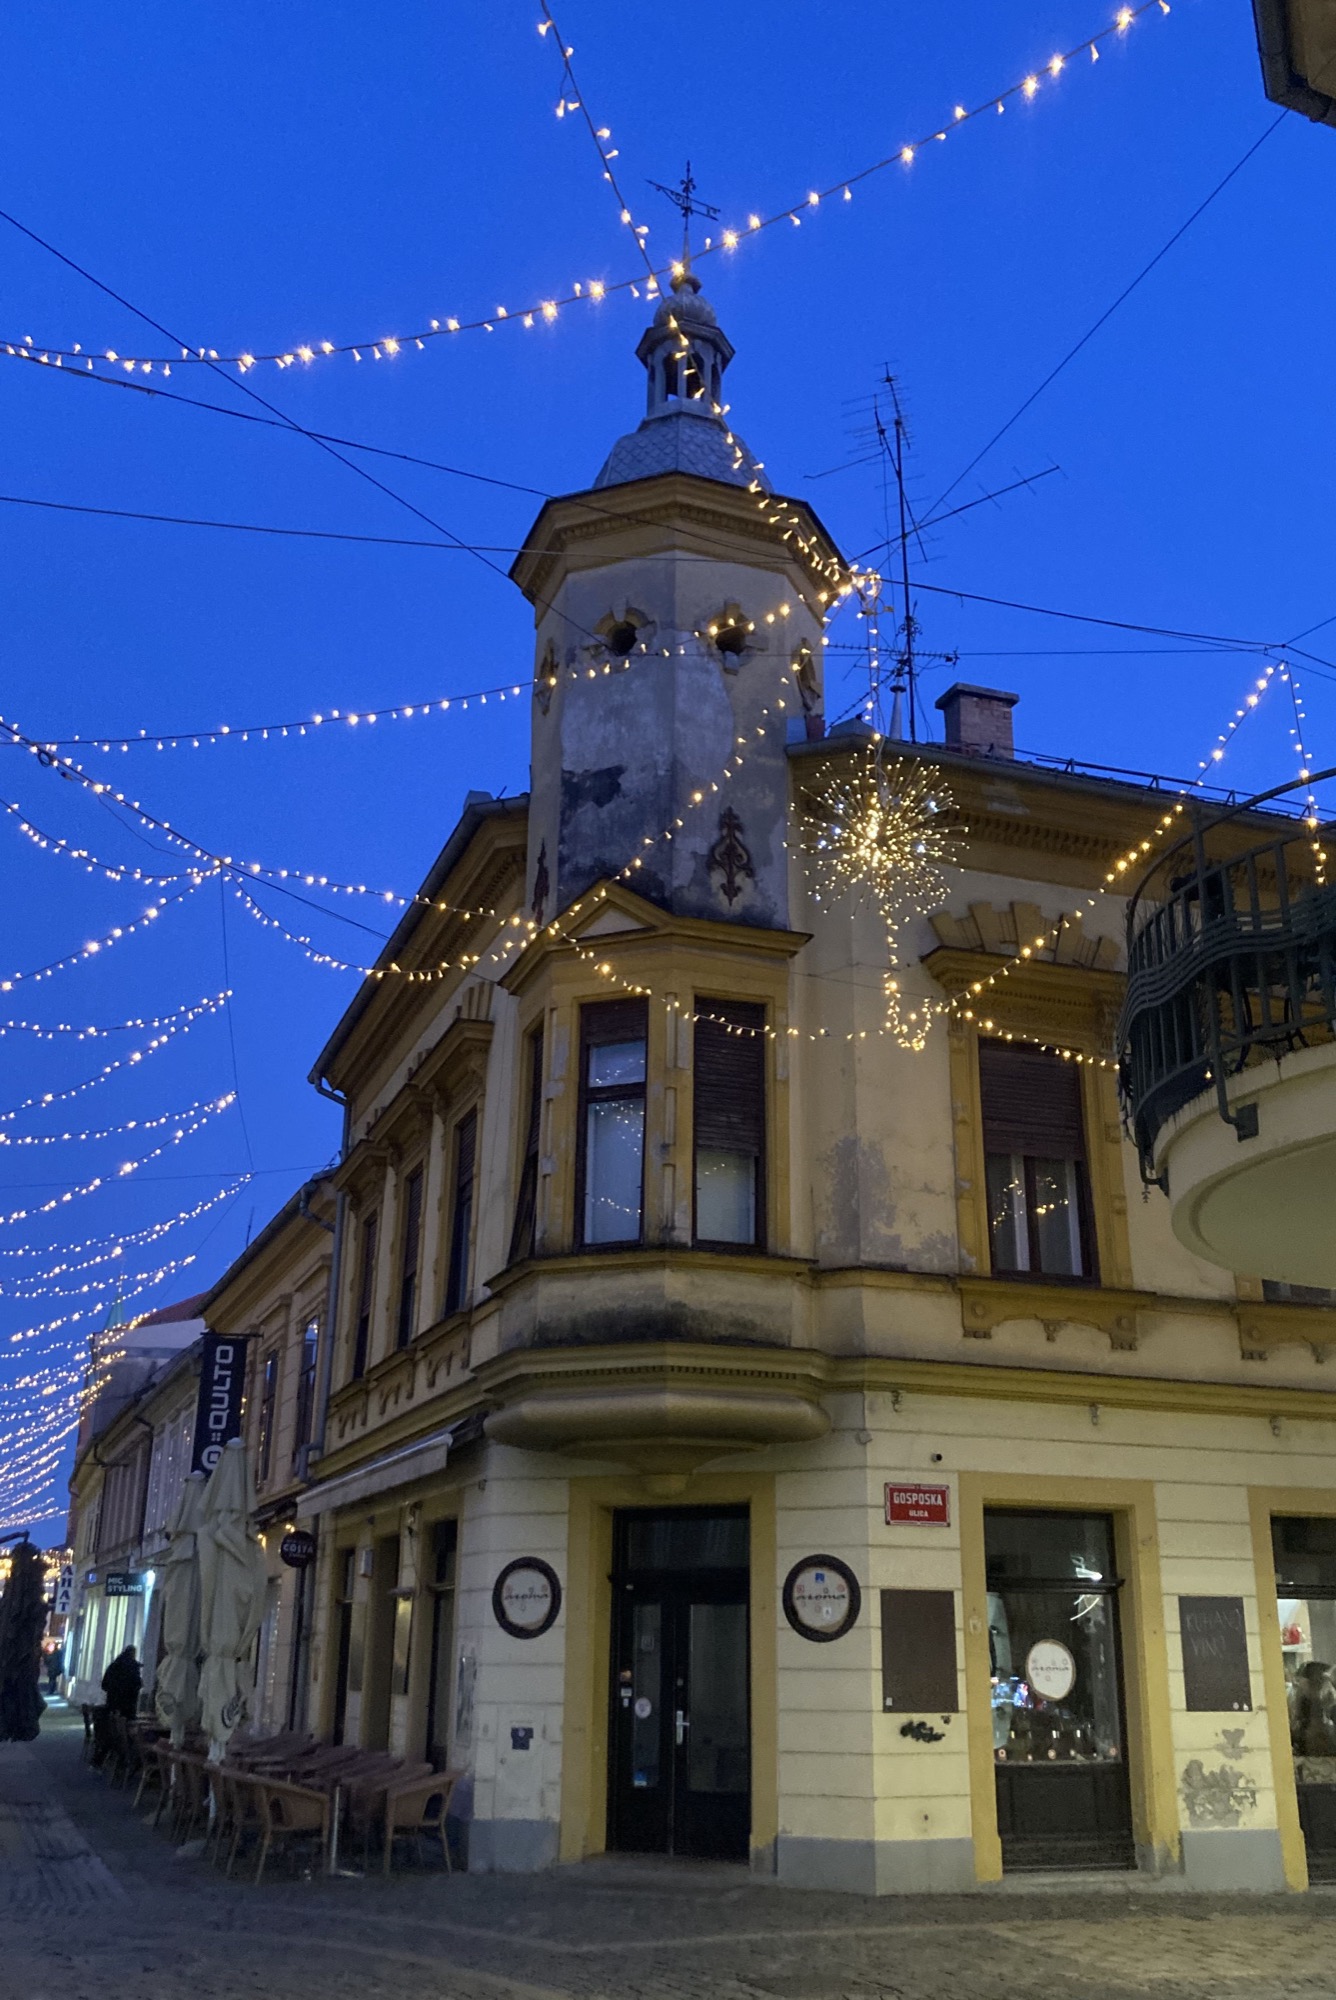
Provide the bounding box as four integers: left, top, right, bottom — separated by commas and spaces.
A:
675, 1708, 688, 1746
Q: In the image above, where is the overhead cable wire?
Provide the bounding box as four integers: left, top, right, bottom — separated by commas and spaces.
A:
929, 109, 1290, 514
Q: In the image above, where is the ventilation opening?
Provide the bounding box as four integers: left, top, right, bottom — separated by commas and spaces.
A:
714, 623, 747, 659
607, 621, 640, 658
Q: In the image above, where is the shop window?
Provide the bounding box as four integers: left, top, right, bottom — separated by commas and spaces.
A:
292, 1317, 320, 1467
509, 1028, 544, 1264
444, 1111, 477, 1316
256, 1350, 279, 1485
979, 1041, 1095, 1281
395, 1165, 425, 1349
693, 1000, 765, 1247
350, 1212, 378, 1380
578, 1000, 647, 1246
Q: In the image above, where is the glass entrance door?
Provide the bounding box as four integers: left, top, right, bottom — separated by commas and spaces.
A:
1273, 1516, 1336, 1880
986, 1509, 1134, 1871
608, 1508, 750, 1861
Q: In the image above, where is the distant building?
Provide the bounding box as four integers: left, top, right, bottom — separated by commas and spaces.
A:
65, 1294, 209, 1705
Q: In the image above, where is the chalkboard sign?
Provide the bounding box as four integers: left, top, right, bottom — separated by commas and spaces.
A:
1179, 1595, 1252, 1711
881, 1589, 958, 1713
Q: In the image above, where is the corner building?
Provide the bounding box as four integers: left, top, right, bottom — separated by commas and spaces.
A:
282, 271, 1336, 1893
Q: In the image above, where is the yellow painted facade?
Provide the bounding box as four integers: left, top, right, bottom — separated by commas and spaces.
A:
140, 277, 1336, 1892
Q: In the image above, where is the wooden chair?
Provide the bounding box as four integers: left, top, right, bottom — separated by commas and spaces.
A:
133, 1738, 170, 1811
212, 1768, 266, 1876
170, 1751, 211, 1844
379, 1767, 463, 1875
252, 1776, 331, 1884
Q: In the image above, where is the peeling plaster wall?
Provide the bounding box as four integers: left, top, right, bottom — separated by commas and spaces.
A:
529, 551, 824, 929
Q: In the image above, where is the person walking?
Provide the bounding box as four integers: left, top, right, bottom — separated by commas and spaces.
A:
43, 1640, 64, 1696
100, 1646, 141, 1719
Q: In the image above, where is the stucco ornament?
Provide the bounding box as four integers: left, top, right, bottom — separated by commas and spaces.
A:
804, 746, 956, 1049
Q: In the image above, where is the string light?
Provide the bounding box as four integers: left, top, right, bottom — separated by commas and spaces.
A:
0, 796, 188, 883
0, 1093, 236, 1228
0, 1090, 234, 1151
0, 883, 204, 995
1, 2, 1171, 382
0, 991, 229, 1125
0, 680, 528, 756
802, 747, 959, 1049
0, 1250, 197, 1306
0, 1176, 250, 1265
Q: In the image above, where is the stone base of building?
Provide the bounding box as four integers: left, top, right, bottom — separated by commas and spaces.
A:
775, 1834, 977, 1895
468, 1818, 561, 1873
1179, 1828, 1289, 1893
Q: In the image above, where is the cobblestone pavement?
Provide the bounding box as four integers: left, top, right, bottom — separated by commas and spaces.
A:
8, 1711, 1336, 2000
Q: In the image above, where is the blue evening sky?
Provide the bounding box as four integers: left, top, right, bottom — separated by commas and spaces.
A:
2, 1, 1331, 1535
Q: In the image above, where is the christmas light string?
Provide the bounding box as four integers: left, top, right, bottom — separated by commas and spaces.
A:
1281, 664, 1328, 886
0, 1176, 249, 1267
0, 1090, 235, 1151
0, 1250, 197, 1308
0, 1092, 235, 1227
537, 2, 657, 282
1, 795, 189, 883
1, 681, 528, 756
0, 992, 229, 1125
1, 569, 831, 761
0, 1, 1171, 382
0, 882, 204, 996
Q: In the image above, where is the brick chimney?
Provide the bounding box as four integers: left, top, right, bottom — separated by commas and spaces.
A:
934, 683, 1018, 759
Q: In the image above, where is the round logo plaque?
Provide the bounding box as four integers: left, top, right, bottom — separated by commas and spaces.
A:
782, 1555, 862, 1643
1026, 1639, 1076, 1702
279, 1529, 317, 1569
492, 1557, 562, 1639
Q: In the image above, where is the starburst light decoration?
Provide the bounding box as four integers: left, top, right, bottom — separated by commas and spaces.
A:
805, 747, 958, 1050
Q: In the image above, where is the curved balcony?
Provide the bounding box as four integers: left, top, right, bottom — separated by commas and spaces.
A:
1119, 775, 1336, 1287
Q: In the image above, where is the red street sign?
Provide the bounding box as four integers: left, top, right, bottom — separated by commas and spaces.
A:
885, 1483, 950, 1526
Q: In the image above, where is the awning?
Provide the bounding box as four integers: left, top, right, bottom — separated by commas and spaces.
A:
295, 1421, 458, 1519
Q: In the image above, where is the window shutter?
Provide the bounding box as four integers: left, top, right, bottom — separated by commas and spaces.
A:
978, 1040, 1085, 1159
694, 1001, 766, 1154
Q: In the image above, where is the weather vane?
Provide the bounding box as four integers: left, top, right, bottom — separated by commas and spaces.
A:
646, 161, 720, 261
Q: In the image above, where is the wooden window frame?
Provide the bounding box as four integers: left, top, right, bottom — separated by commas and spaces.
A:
692, 996, 767, 1251
394, 1162, 426, 1350
292, 1315, 320, 1467
350, 1210, 378, 1381
444, 1109, 478, 1317
256, 1347, 280, 1484
575, 998, 648, 1250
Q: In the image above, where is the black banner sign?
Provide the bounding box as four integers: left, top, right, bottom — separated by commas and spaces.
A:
190, 1332, 249, 1475
105, 1571, 145, 1597
280, 1530, 317, 1569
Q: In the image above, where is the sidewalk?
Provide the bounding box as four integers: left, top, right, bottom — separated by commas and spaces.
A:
6, 1708, 1336, 1999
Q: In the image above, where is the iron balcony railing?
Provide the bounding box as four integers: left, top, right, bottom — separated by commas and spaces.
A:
1119, 772, 1336, 1186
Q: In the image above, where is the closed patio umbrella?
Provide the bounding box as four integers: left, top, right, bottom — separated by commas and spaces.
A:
0, 1537, 48, 1742
154, 1471, 206, 1746
196, 1439, 267, 1763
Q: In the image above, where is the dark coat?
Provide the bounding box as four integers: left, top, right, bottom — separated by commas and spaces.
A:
101, 1650, 142, 1719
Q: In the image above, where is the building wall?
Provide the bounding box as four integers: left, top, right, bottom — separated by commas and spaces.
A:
296, 1367, 1336, 1894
